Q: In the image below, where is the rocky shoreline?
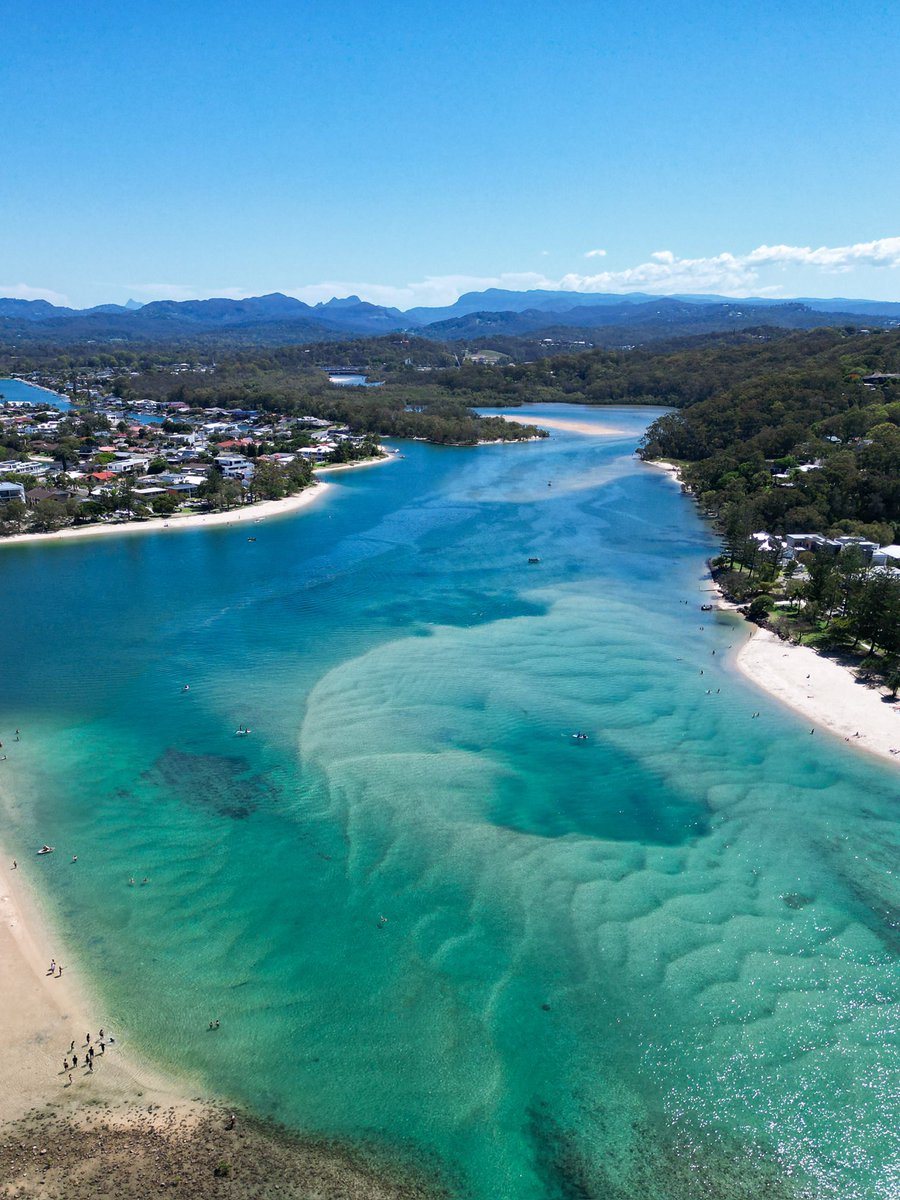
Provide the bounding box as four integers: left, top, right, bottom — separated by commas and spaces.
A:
0, 1103, 448, 1200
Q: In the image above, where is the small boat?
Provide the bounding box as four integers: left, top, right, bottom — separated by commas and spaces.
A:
247, 537, 256, 542
37, 845, 54, 855
700, 603, 713, 612
528, 557, 541, 564
235, 726, 252, 736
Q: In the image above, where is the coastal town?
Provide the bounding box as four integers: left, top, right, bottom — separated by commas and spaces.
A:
0, 372, 384, 537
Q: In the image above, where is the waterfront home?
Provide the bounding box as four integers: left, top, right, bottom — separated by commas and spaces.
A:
0, 481, 26, 503
215, 454, 254, 481
1, 458, 53, 478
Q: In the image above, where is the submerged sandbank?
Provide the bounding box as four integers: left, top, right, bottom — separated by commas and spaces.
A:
734, 626, 900, 766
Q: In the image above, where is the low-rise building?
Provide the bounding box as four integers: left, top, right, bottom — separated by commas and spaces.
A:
0, 481, 26, 503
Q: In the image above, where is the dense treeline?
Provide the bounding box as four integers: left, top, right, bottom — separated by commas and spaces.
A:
7, 324, 900, 472
638, 328, 900, 540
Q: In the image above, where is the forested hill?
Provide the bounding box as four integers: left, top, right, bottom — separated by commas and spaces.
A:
636, 327, 900, 542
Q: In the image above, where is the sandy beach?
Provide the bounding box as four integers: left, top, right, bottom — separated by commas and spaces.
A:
643, 458, 683, 483
0, 855, 191, 1125
497, 413, 629, 437
0, 454, 398, 550
735, 626, 900, 766
0, 483, 331, 549
0, 854, 442, 1197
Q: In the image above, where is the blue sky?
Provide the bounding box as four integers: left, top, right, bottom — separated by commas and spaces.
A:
3, 1, 900, 309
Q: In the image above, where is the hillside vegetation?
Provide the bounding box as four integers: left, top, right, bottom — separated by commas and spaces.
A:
637, 327, 900, 540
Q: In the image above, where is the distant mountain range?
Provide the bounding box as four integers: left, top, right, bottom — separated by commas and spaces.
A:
1, 289, 899, 345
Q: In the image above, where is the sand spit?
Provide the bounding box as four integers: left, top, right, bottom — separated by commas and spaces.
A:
0, 1105, 446, 1200
0, 857, 187, 1127
497, 413, 629, 437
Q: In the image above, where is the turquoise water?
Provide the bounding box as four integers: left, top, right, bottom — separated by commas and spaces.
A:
1, 405, 898, 1198
0, 377, 71, 408
0, 377, 164, 424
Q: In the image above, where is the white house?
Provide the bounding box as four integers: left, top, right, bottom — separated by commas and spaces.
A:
106, 456, 150, 475
0, 481, 26, 503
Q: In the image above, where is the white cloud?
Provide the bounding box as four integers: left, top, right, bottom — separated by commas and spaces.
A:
124, 283, 249, 302
284, 239, 900, 310
90, 237, 900, 312
558, 237, 900, 297
0, 283, 70, 305
745, 237, 900, 270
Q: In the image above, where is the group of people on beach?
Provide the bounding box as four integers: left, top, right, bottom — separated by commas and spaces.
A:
59, 1023, 114, 1086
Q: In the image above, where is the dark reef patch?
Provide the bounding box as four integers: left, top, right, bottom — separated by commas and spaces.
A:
144, 747, 276, 821
527, 1102, 816, 1200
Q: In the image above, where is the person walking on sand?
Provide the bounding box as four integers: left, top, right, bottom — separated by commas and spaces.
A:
11, 860, 16, 870
87, 1059, 93, 1073
72, 1053, 78, 1067
67, 1073, 72, 1086
57, 965, 63, 976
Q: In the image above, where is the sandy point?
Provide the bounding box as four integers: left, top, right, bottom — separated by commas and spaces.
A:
496, 413, 629, 437
0, 854, 194, 1125
0, 853, 445, 1197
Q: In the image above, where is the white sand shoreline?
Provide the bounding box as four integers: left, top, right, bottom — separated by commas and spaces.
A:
0, 484, 330, 548
642, 458, 683, 484
734, 625, 900, 767
496, 413, 629, 437
0, 453, 396, 550
0, 849, 197, 1123
0, 453, 398, 1118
